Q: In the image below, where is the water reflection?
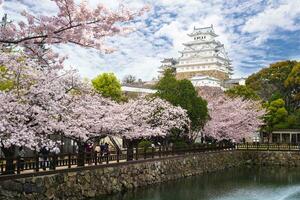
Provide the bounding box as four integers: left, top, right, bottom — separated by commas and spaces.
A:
101, 167, 300, 200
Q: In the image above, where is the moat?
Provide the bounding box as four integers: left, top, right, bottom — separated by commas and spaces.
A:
102, 167, 300, 200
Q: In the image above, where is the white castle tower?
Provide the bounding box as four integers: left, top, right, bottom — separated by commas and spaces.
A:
159, 25, 235, 88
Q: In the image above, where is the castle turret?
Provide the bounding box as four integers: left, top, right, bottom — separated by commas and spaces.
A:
175, 25, 232, 82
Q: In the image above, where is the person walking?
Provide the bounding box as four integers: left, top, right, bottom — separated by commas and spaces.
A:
40, 147, 49, 170
104, 143, 110, 156
95, 144, 101, 157
50, 145, 60, 170
94, 144, 100, 163
85, 143, 93, 165
100, 143, 105, 157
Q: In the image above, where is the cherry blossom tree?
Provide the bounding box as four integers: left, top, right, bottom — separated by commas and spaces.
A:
0, 0, 148, 155
119, 97, 190, 160
198, 87, 266, 142
0, 0, 192, 168
121, 97, 189, 139
0, 0, 148, 67
0, 54, 66, 149
0, 54, 76, 173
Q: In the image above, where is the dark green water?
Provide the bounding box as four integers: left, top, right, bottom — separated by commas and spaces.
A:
101, 167, 300, 200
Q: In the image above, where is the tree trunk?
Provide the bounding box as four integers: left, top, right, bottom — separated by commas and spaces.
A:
1, 146, 16, 174
126, 140, 134, 161
77, 141, 85, 167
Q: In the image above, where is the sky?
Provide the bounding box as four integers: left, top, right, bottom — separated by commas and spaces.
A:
1, 0, 300, 81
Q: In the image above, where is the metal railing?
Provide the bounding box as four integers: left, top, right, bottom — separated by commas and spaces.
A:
236, 143, 300, 151
0, 144, 234, 176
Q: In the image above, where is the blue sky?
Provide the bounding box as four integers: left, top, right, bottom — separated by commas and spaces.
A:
1, 0, 300, 81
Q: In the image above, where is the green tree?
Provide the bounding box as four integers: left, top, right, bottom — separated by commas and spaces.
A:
285, 62, 300, 110
122, 74, 136, 84
246, 60, 297, 108
155, 69, 209, 133
225, 85, 260, 100
92, 72, 122, 102
0, 66, 14, 91
264, 99, 288, 133
155, 69, 178, 102
246, 60, 300, 129
176, 80, 208, 130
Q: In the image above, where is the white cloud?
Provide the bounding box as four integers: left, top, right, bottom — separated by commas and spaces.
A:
242, 1, 300, 44
2, 0, 300, 81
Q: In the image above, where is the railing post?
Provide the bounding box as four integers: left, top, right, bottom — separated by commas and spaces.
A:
135, 147, 138, 160
1, 161, 4, 174
68, 153, 72, 168
166, 146, 168, 156
159, 146, 161, 158
35, 153, 39, 172
52, 155, 57, 170
151, 147, 155, 158
143, 148, 147, 159
117, 150, 120, 163
106, 154, 109, 164
16, 157, 21, 174
289, 143, 291, 151
94, 152, 97, 166
246, 142, 248, 150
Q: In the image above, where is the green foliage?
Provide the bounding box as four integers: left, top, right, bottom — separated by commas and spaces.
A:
155, 69, 178, 102
0, 66, 14, 91
247, 60, 300, 129
173, 140, 188, 149
92, 72, 122, 102
246, 60, 298, 110
155, 69, 209, 132
225, 85, 260, 100
138, 140, 152, 152
285, 63, 300, 103
264, 99, 288, 131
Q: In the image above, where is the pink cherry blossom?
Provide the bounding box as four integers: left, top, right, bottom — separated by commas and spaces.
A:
198, 87, 266, 142
120, 97, 190, 139
0, 1, 190, 152
0, 0, 148, 57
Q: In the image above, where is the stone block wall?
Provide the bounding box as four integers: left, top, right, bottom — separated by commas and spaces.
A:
176, 70, 230, 80
0, 151, 244, 200
1, 150, 299, 200
243, 151, 300, 166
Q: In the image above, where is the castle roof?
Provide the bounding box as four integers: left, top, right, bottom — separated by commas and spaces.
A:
188, 25, 218, 37
190, 75, 221, 82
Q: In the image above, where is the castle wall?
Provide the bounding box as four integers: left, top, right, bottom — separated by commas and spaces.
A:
176, 70, 229, 80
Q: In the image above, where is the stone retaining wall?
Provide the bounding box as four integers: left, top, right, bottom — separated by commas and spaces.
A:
243, 151, 300, 166
1, 150, 299, 200
0, 151, 244, 200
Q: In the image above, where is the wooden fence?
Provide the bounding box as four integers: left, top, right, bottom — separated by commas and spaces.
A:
236, 143, 300, 151
0, 144, 234, 176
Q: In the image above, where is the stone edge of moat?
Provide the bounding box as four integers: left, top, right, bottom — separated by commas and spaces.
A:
0, 151, 299, 200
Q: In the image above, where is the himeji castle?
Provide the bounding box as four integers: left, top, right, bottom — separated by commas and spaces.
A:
159, 25, 245, 89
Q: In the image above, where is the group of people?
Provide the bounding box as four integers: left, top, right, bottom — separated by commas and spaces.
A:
85, 142, 110, 164
15, 141, 111, 171
94, 143, 110, 157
